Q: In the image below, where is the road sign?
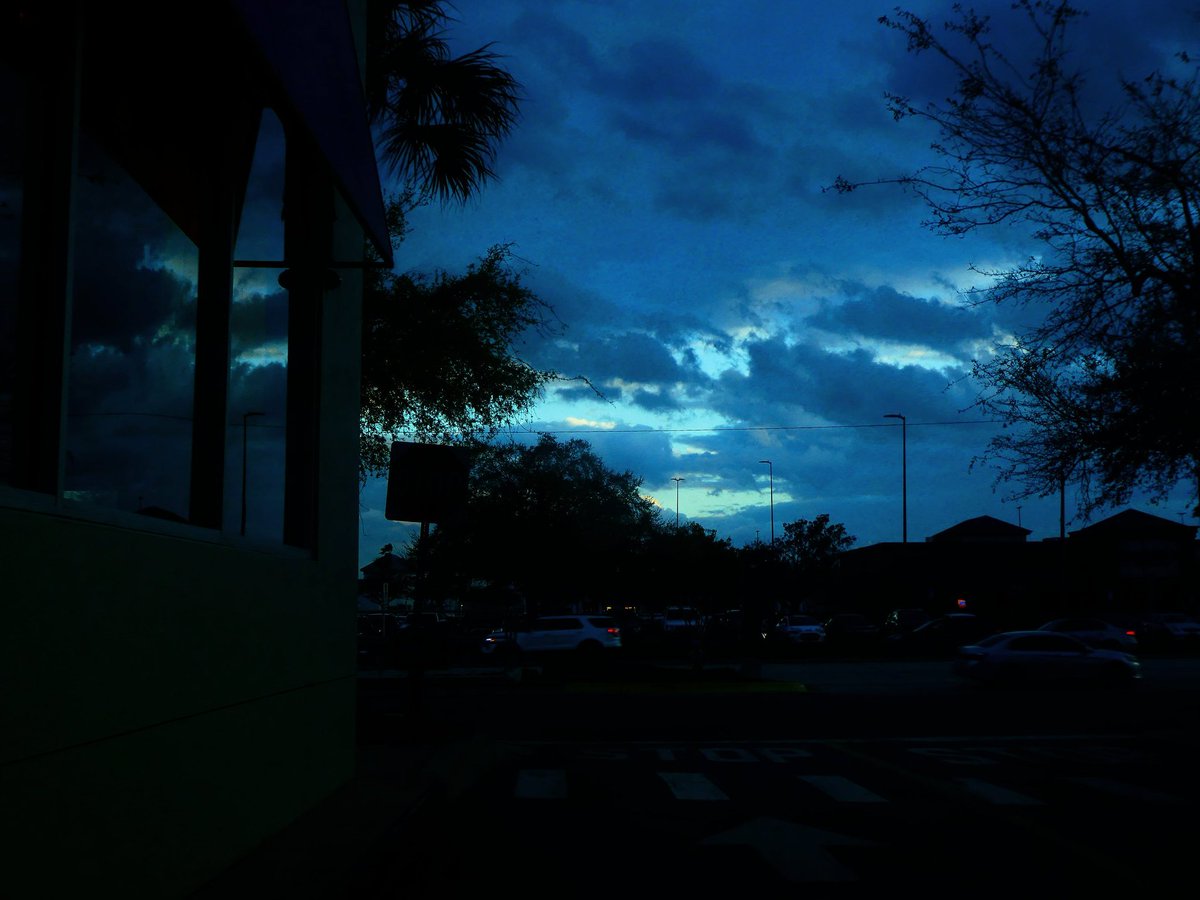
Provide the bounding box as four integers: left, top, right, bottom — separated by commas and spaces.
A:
385, 441, 473, 524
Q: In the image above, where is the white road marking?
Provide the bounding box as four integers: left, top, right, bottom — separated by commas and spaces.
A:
515, 769, 567, 799
1067, 777, 1187, 805
798, 774, 887, 803
955, 777, 1043, 805
702, 817, 876, 883
658, 771, 729, 800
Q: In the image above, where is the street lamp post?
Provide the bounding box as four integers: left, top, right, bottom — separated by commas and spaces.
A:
672, 476, 685, 528
883, 413, 907, 543
758, 459, 774, 544
240, 411, 265, 536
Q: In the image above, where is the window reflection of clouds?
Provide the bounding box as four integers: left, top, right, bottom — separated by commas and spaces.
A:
64, 130, 197, 518
224, 109, 288, 541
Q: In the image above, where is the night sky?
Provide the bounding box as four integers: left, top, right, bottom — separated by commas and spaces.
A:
358, 0, 1199, 569
51, 3, 1192, 565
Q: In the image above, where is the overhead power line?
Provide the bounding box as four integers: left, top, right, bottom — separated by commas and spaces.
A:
517, 419, 1001, 436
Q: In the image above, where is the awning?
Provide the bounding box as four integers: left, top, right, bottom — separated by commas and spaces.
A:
231, 0, 393, 266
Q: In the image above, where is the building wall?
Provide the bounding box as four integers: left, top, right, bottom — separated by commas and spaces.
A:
1, 2, 372, 893
2, 513, 355, 891
2, 254, 362, 893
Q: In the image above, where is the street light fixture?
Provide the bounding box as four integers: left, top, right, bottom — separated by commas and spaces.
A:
883, 413, 907, 543
240, 411, 265, 536
672, 476, 685, 528
758, 459, 774, 544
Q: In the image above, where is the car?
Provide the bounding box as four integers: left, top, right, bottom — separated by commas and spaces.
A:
480, 615, 622, 662
1144, 612, 1200, 645
660, 606, 702, 633
885, 612, 998, 657
821, 613, 882, 647
1037, 616, 1138, 651
953, 630, 1141, 687
770, 614, 826, 646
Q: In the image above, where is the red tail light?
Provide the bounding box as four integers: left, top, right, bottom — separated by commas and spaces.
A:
607, 627, 620, 636
1125, 629, 1136, 636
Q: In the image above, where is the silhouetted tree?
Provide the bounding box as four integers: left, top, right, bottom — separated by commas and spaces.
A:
778, 514, 856, 573
418, 436, 664, 612
635, 522, 739, 616
834, 0, 1200, 517
359, 200, 561, 478
365, 1, 521, 204
358, 6, 595, 476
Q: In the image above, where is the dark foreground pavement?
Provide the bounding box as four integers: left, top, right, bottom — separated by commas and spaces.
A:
188, 653, 1200, 897
189, 659, 776, 898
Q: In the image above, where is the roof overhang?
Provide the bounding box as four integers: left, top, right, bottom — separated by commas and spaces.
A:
231, 0, 392, 266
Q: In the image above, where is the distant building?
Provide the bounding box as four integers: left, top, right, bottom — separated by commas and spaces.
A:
359, 550, 414, 609
926, 514, 1032, 545
1066, 510, 1199, 611
831, 508, 1198, 625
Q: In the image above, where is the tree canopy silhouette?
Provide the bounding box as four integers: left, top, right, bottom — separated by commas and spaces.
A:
359, 196, 560, 479
365, 0, 521, 205
834, 1, 1200, 517
415, 435, 664, 612
778, 514, 857, 573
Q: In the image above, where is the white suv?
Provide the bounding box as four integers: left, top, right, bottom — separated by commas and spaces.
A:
481, 615, 622, 661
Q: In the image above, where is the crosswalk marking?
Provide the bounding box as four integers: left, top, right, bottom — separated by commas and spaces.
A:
798, 775, 887, 803
508, 766, 1189, 809
658, 771, 729, 800
1067, 777, 1186, 806
515, 769, 568, 799
955, 777, 1043, 805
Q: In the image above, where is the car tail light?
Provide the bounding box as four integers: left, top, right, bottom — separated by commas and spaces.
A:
1125, 629, 1136, 637
607, 626, 620, 636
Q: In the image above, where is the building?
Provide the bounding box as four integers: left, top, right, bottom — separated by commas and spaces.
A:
830, 509, 1198, 626
2, 2, 390, 893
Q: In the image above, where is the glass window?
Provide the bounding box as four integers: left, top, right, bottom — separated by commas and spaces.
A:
0, 64, 22, 485
225, 109, 288, 541
63, 129, 197, 519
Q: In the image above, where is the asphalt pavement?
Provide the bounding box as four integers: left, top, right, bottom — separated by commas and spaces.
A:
187, 651, 1200, 897
189, 658, 783, 898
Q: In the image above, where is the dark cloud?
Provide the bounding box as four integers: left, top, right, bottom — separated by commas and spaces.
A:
533, 329, 694, 388
230, 289, 289, 358
630, 387, 682, 412
609, 107, 767, 157
709, 335, 977, 428
71, 233, 196, 354
64, 338, 196, 516
806, 283, 987, 349
506, 11, 605, 83
228, 360, 289, 430
604, 38, 721, 101
520, 266, 630, 333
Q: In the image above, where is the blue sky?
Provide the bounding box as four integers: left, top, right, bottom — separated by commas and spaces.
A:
357, 0, 1199, 569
